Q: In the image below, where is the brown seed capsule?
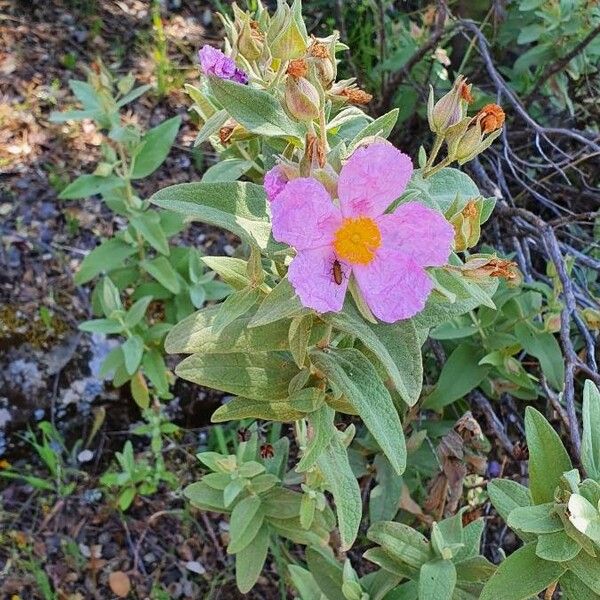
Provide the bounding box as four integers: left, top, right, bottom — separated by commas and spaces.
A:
339, 87, 373, 105
477, 104, 505, 133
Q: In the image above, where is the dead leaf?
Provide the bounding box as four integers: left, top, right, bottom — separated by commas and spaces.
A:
108, 571, 131, 598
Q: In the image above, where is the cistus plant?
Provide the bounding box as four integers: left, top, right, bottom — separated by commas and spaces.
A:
483, 381, 600, 600
148, 0, 513, 595
50, 63, 230, 407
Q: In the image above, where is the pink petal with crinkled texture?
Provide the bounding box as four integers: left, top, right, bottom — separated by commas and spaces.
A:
377, 201, 454, 267
288, 247, 350, 314
263, 165, 288, 202
338, 142, 413, 218
271, 178, 341, 250
353, 247, 433, 322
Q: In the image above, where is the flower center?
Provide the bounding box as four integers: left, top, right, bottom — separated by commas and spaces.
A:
333, 217, 381, 265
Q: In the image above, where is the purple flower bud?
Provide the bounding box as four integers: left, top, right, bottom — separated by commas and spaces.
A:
198, 45, 248, 85
264, 165, 288, 202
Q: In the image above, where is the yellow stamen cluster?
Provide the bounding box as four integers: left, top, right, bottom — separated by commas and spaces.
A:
333, 217, 381, 265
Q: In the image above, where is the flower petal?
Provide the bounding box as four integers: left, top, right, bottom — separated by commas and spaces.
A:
288, 247, 350, 314
353, 248, 433, 322
338, 142, 413, 218
271, 178, 342, 250
377, 201, 454, 267
263, 165, 288, 203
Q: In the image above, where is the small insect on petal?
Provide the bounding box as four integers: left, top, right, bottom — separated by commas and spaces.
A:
332, 259, 343, 285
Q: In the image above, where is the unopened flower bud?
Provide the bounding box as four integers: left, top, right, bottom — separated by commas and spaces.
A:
218, 118, 250, 145
450, 198, 483, 251
428, 75, 470, 134
582, 308, 600, 331
446, 103, 504, 165
453, 122, 484, 162
238, 19, 264, 60
339, 87, 373, 105
308, 40, 335, 88
285, 75, 320, 121
267, 0, 308, 60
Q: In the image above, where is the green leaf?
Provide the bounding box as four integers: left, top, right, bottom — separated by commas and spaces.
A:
228, 495, 264, 554
525, 406, 572, 504
184, 481, 225, 511
424, 344, 490, 410
487, 479, 532, 523
297, 405, 336, 472
202, 256, 252, 289
235, 525, 269, 594
211, 397, 304, 422
311, 347, 406, 475
194, 109, 229, 146
116, 83, 152, 107
100, 276, 122, 316
202, 158, 254, 183
480, 542, 566, 600
150, 181, 277, 252
130, 371, 150, 409
289, 313, 313, 368
124, 296, 153, 328
141, 256, 181, 294
514, 322, 564, 391
369, 454, 403, 523
59, 174, 124, 199
567, 493, 600, 544
406, 168, 480, 214
536, 531, 581, 562
212, 287, 261, 334
79, 318, 124, 334
142, 348, 170, 397
518, 24, 545, 44
122, 335, 144, 375
317, 431, 361, 551
367, 521, 431, 569
49, 109, 101, 123
176, 352, 299, 401
306, 546, 344, 600
566, 551, 600, 594
363, 548, 418, 580
165, 305, 316, 355
288, 565, 326, 600
454, 519, 485, 562
208, 75, 303, 139
560, 571, 599, 600
349, 109, 399, 149
328, 302, 422, 406
419, 560, 456, 600
414, 277, 499, 330
249, 277, 306, 327
75, 239, 137, 285
69, 80, 102, 109
130, 212, 170, 255
131, 116, 181, 179
507, 503, 564, 534
582, 381, 600, 480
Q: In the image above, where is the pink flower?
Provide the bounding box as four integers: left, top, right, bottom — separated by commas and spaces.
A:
269, 143, 454, 322
198, 45, 248, 84
264, 165, 289, 202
